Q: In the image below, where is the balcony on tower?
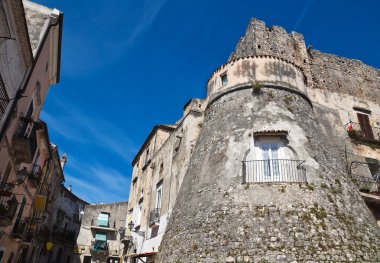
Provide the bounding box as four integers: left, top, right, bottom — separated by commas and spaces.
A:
243, 159, 306, 183
11, 117, 38, 164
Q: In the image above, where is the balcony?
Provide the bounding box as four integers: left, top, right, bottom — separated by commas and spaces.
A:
121, 235, 133, 244
27, 165, 42, 187
348, 160, 380, 194
347, 122, 380, 144
52, 222, 77, 242
90, 219, 115, 232
242, 159, 306, 183
16, 165, 42, 188
11, 217, 31, 239
11, 118, 37, 164
0, 183, 14, 197
90, 240, 109, 254
34, 225, 50, 241
0, 196, 18, 227
149, 208, 160, 226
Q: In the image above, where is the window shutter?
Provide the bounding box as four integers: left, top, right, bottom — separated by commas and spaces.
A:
357, 113, 374, 139
97, 213, 109, 227
95, 233, 107, 241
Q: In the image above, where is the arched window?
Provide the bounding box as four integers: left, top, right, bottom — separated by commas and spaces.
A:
243, 132, 306, 183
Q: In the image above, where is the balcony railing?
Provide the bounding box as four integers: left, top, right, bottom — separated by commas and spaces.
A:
11, 118, 37, 164
348, 160, 380, 193
347, 122, 380, 142
28, 165, 42, 187
242, 159, 306, 183
0, 183, 14, 197
17, 165, 42, 187
52, 226, 77, 243
149, 208, 160, 226
90, 218, 115, 230
121, 235, 133, 244
0, 196, 18, 227
11, 217, 31, 239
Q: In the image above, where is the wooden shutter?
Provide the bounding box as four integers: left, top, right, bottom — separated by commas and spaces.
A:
357, 113, 374, 139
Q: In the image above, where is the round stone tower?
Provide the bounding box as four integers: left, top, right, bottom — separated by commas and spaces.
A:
156, 22, 380, 263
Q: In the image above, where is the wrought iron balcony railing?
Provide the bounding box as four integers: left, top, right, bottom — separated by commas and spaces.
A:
0, 183, 14, 197
17, 165, 42, 187
28, 165, 42, 187
347, 122, 380, 142
0, 196, 18, 227
11, 118, 37, 164
52, 226, 77, 243
242, 159, 306, 183
11, 217, 31, 239
149, 208, 160, 226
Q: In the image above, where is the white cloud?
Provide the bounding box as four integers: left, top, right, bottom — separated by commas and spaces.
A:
41, 97, 138, 162
293, 0, 315, 31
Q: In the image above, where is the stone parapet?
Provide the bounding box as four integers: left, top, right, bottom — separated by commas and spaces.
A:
207, 55, 307, 102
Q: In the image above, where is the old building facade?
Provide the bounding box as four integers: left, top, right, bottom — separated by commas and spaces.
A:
0, 0, 63, 262
125, 18, 380, 262
76, 201, 128, 263
26, 139, 88, 263
125, 101, 205, 263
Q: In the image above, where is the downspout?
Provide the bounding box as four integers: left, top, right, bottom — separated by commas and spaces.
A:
0, 12, 63, 143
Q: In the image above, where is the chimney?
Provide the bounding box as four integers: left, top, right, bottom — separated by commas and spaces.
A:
68, 184, 72, 192
61, 153, 67, 171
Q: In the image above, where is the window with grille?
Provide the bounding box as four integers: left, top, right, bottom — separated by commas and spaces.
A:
0, 74, 9, 121
243, 136, 306, 183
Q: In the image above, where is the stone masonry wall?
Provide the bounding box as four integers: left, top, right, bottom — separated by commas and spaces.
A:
309, 50, 380, 104
157, 87, 380, 263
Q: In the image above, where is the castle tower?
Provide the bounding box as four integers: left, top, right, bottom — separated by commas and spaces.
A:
156, 19, 380, 262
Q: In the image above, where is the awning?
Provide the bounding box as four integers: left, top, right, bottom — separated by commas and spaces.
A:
95, 233, 107, 241
93, 240, 107, 251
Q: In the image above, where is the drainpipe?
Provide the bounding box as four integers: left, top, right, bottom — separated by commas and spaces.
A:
0, 11, 63, 144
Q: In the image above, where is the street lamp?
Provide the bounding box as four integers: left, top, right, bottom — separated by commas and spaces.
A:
128, 221, 145, 237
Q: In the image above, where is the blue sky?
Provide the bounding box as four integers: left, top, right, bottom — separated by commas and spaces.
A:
32, 0, 380, 203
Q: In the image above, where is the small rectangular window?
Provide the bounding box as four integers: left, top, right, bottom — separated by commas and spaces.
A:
221, 73, 228, 86
136, 200, 143, 226
156, 182, 163, 209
